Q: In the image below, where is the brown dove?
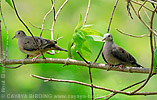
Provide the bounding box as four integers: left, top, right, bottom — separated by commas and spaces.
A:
102, 33, 143, 68
12, 30, 67, 61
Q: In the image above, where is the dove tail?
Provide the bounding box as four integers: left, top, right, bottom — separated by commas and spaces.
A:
135, 63, 144, 68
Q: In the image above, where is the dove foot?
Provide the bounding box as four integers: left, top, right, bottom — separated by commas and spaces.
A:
115, 64, 124, 70
32, 54, 41, 62
107, 63, 113, 71
26, 54, 30, 59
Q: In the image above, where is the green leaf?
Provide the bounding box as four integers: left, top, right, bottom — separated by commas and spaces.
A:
71, 44, 82, 60
67, 40, 74, 58
85, 35, 104, 42
82, 24, 93, 28
154, 48, 157, 72
74, 14, 82, 32
85, 35, 104, 62
80, 28, 103, 36
73, 32, 85, 45
5, 0, 13, 8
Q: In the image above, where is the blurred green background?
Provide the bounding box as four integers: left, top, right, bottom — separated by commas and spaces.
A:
0, 0, 157, 100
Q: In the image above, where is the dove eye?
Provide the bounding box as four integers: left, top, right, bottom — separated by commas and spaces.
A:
108, 35, 110, 37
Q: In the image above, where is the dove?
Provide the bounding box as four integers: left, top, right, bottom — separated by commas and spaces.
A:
12, 30, 67, 61
102, 33, 143, 68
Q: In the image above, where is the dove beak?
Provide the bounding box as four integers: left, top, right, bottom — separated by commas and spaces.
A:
55, 45, 68, 52
102, 38, 106, 41
12, 35, 16, 39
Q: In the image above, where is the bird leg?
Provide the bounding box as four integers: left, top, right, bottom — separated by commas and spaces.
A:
115, 64, 124, 70
32, 54, 41, 62
25, 54, 34, 59
107, 63, 113, 71
26, 54, 30, 59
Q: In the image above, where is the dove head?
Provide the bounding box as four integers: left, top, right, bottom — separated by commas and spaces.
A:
12, 30, 26, 39
102, 33, 113, 41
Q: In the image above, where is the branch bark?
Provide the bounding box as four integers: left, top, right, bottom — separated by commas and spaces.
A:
31, 74, 157, 96
0, 19, 3, 62
1, 58, 157, 74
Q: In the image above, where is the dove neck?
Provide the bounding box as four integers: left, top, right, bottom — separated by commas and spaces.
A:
104, 40, 114, 50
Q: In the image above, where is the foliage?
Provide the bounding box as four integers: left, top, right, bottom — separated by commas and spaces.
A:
71, 15, 103, 61
5, 0, 13, 8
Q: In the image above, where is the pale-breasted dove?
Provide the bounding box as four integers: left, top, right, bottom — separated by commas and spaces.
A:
102, 33, 143, 68
12, 30, 67, 61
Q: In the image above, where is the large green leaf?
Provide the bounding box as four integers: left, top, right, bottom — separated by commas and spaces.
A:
72, 31, 91, 60
80, 28, 103, 36
85, 35, 104, 42
71, 16, 104, 61
5, 0, 13, 8
73, 31, 85, 46
154, 48, 157, 72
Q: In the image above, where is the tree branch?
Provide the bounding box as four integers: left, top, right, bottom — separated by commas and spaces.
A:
129, 3, 156, 95
2, 58, 157, 74
31, 74, 157, 95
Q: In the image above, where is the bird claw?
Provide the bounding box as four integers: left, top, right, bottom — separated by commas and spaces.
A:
107, 63, 113, 71
115, 64, 124, 70
32, 58, 36, 62
31, 54, 42, 62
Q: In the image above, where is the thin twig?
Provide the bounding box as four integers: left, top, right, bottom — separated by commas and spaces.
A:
137, 0, 151, 22
0, 4, 9, 60
31, 74, 157, 95
0, 64, 23, 69
11, 0, 45, 59
131, 0, 153, 12
94, 43, 104, 63
105, 73, 156, 100
88, 66, 94, 100
0, 0, 4, 62
76, 51, 94, 100
76, 50, 90, 64
116, 29, 150, 38
153, 34, 156, 49
94, 0, 119, 63
55, 0, 68, 20
55, 36, 63, 41
83, 0, 91, 27
107, 0, 119, 33
130, 2, 157, 36
51, 0, 68, 41
130, 4, 156, 95
0, 18, 3, 62
95, 77, 148, 100
40, 0, 55, 37
127, 0, 133, 19
29, 22, 51, 30
50, 0, 56, 54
